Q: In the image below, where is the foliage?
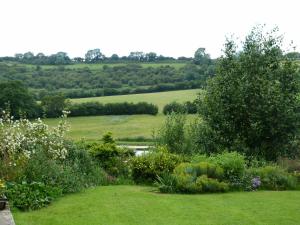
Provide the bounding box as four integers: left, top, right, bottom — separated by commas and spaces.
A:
69, 101, 158, 117
163, 100, 197, 115
208, 152, 246, 189
163, 102, 186, 115
157, 161, 228, 193
0, 179, 5, 197
88, 133, 134, 178
157, 112, 191, 154
5, 181, 62, 211
0, 112, 69, 180
41, 94, 70, 118
24, 143, 108, 194
250, 166, 298, 190
0, 61, 210, 99
197, 26, 300, 160
130, 147, 182, 184
0, 81, 41, 119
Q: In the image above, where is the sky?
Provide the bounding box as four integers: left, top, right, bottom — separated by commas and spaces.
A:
0, 0, 299, 58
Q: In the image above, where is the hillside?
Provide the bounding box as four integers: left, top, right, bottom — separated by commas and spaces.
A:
0, 61, 214, 99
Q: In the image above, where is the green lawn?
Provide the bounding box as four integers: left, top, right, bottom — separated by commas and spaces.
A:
13, 185, 300, 225
71, 89, 201, 112
45, 114, 197, 141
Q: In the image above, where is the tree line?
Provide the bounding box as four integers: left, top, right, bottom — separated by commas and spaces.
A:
0, 81, 158, 118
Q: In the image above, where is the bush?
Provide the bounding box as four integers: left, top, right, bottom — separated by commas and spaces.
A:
24, 143, 108, 194
157, 112, 192, 154
157, 162, 228, 194
130, 148, 182, 184
163, 102, 186, 115
5, 181, 62, 211
196, 175, 229, 193
174, 162, 224, 180
163, 101, 198, 115
209, 152, 246, 189
245, 166, 298, 190
69, 101, 158, 117
89, 143, 134, 178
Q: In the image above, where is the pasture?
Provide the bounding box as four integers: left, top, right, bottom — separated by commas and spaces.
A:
44, 89, 200, 142
70, 89, 201, 112
13, 185, 300, 225
45, 114, 197, 142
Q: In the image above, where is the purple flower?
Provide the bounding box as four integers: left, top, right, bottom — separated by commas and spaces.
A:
251, 176, 261, 190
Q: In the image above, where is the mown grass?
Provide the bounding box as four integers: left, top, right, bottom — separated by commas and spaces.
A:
44, 114, 197, 141
71, 89, 201, 112
13, 185, 300, 225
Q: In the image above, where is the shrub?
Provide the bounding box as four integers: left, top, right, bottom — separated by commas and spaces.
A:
245, 166, 298, 190
196, 175, 229, 193
157, 162, 228, 194
157, 112, 192, 154
89, 142, 134, 178
130, 148, 182, 184
155, 173, 178, 193
69, 101, 158, 117
0, 111, 69, 181
163, 102, 186, 115
174, 162, 224, 180
5, 181, 62, 211
209, 152, 246, 189
24, 143, 108, 194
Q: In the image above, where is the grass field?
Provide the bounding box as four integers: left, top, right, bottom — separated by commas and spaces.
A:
45, 89, 200, 142
45, 114, 197, 141
71, 89, 201, 112
13, 185, 300, 225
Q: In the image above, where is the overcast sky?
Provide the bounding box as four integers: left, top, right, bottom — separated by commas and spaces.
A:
0, 0, 299, 58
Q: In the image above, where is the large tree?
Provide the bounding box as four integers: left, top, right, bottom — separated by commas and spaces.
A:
197, 27, 300, 161
0, 81, 40, 118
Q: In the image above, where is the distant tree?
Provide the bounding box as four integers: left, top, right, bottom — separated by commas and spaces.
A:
145, 52, 157, 62
73, 57, 84, 63
197, 26, 300, 161
128, 52, 145, 61
41, 94, 69, 118
285, 51, 300, 60
14, 53, 23, 60
110, 54, 119, 61
85, 49, 105, 63
0, 81, 40, 118
193, 48, 211, 65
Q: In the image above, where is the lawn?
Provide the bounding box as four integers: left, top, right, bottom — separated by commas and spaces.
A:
13, 185, 300, 225
44, 114, 197, 141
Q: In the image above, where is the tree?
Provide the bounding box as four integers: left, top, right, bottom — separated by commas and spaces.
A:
197, 26, 300, 161
41, 94, 69, 118
85, 49, 105, 63
0, 81, 41, 118
194, 48, 211, 65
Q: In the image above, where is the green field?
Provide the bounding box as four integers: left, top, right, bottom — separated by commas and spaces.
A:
13, 185, 300, 225
71, 89, 201, 112
45, 114, 196, 141
44, 89, 200, 142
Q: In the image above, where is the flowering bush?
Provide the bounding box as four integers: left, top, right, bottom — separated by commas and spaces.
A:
0, 111, 69, 180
